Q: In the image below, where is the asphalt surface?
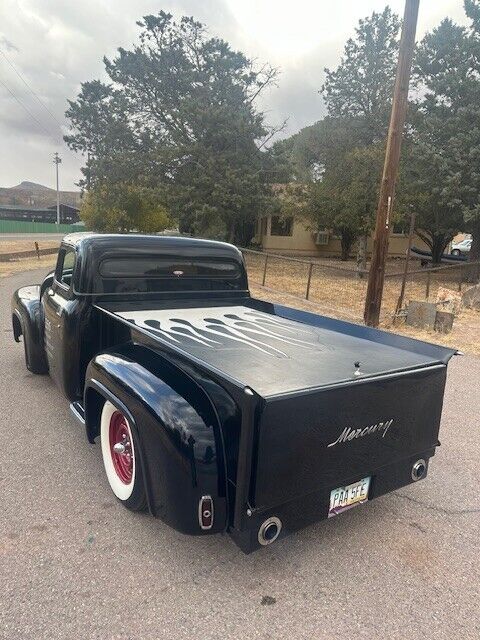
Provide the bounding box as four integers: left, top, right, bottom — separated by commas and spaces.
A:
1, 268, 479, 640
0, 233, 65, 242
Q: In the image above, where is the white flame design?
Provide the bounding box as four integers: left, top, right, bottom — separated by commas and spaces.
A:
117, 306, 328, 358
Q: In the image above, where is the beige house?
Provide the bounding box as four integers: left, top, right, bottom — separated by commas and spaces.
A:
253, 214, 430, 258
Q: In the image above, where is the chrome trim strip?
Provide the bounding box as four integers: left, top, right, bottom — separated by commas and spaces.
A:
69, 401, 85, 426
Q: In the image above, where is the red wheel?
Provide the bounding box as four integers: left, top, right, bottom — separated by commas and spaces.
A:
100, 401, 147, 510
108, 410, 134, 485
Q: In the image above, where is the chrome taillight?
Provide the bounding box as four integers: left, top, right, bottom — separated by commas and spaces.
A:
198, 495, 214, 530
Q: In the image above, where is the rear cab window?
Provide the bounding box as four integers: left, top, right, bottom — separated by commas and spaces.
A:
98, 256, 245, 293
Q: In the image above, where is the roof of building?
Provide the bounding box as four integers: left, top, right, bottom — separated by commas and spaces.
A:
0, 204, 53, 213
0, 203, 79, 213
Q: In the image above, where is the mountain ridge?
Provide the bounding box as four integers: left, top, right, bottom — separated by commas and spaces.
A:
0, 181, 81, 208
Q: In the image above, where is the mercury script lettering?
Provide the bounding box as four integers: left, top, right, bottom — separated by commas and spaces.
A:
327, 419, 394, 448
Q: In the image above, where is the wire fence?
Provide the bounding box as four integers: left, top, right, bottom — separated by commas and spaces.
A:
0, 219, 82, 234
241, 247, 480, 323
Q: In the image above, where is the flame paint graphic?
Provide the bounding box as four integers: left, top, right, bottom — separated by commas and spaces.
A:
118, 306, 328, 358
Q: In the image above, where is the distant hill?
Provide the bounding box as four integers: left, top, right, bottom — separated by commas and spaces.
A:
9, 181, 53, 191
0, 181, 81, 208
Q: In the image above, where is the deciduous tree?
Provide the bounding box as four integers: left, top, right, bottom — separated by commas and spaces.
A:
65, 12, 279, 244
80, 184, 170, 233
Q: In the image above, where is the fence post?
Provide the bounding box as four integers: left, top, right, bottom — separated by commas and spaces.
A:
425, 270, 431, 299
394, 209, 416, 315
458, 266, 463, 292
306, 262, 314, 300
262, 254, 269, 286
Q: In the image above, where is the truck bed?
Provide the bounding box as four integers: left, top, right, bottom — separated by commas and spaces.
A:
97, 298, 454, 397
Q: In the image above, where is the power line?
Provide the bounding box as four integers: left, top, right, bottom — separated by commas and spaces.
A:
0, 48, 63, 127
0, 74, 60, 142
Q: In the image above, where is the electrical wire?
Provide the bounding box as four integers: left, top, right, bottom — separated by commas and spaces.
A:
0, 49, 63, 127
0, 75, 60, 142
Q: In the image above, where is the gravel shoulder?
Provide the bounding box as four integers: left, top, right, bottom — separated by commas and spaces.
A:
1, 268, 479, 640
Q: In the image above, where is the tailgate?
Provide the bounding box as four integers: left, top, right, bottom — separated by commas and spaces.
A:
251, 364, 447, 508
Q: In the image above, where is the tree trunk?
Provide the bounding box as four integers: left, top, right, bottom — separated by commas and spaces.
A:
340, 229, 355, 261
416, 231, 453, 266
469, 228, 480, 262
232, 220, 255, 247
430, 235, 451, 265
466, 225, 480, 283
227, 222, 236, 244
356, 234, 368, 278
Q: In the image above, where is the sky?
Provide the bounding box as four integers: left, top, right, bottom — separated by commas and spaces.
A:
0, 0, 470, 191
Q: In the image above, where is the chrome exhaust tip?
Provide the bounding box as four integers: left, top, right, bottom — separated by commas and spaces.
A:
258, 517, 282, 546
412, 459, 427, 481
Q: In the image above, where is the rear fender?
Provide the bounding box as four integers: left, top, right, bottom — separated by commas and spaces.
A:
11, 285, 48, 374
84, 343, 228, 535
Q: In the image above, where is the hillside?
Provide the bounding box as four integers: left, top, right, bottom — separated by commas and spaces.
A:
0, 181, 81, 208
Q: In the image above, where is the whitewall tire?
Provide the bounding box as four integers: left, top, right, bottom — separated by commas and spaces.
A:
100, 400, 147, 510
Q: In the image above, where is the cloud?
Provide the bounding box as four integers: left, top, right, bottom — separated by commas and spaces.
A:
0, 0, 470, 189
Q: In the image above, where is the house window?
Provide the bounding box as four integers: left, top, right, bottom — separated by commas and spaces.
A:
315, 231, 330, 245
270, 216, 293, 236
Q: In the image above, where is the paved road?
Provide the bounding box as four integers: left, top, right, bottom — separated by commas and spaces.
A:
0, 233, 64, 242
1, 269, 479, 640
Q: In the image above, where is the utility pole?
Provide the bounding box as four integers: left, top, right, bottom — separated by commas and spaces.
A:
53, 152, 62, 224
364, 0, 420, 326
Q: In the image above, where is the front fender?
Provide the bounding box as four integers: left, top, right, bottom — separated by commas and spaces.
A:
11, 285, 48, 374
84, 343, 228, 535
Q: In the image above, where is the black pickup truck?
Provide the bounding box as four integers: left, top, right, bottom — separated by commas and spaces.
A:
12, 233, 456, 552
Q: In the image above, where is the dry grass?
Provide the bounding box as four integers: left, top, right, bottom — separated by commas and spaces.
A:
250, 283, 480, 355
0, 240, 59, 278
0, 239, 60, 254
383, 309, 480, 354
0, 255, 56, 278
2, 247, 478, 354
244, 251, 470, 321
245, 251, 480, 356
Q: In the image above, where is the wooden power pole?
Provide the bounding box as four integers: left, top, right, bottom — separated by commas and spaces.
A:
364, 0, 420, 326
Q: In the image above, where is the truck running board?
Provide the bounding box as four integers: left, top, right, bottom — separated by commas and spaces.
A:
70, 401, 86, 426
